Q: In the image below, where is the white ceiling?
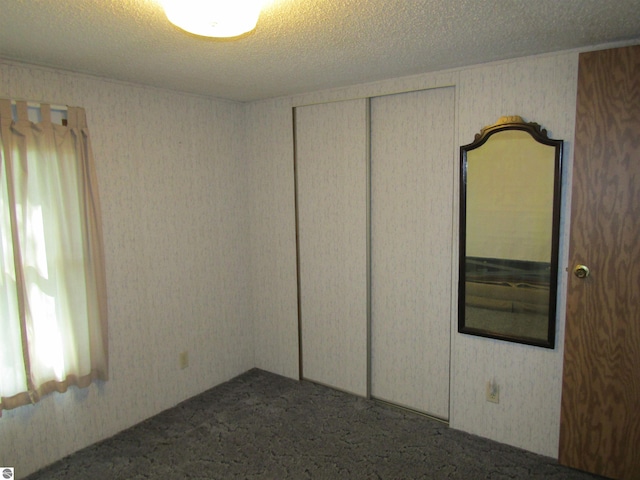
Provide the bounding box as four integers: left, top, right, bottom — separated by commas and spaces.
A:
1, 0, 639, 102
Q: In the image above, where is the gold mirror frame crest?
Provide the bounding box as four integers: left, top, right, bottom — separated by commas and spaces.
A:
473, 116, 551, 142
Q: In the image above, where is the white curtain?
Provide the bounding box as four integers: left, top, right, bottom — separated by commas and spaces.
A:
0, 99, 108, 414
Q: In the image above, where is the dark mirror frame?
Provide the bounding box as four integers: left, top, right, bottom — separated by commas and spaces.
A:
458, 116, 563, 348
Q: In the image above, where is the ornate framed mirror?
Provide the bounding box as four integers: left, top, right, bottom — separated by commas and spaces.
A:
458, 116, 563, 348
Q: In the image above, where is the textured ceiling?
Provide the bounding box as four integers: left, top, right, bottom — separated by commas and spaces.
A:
1, 0, 639, 102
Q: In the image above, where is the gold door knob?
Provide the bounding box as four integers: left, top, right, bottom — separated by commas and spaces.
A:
574, 265, 590, 279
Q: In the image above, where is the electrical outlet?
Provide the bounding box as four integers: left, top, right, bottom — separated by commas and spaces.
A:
486, 380, 499, 403
179, 351, 189, 369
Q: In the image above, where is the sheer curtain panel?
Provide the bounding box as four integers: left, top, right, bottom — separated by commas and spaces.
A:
0, 99, 108, 415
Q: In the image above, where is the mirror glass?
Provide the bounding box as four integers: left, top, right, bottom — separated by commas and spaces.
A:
458, 117, 563, 348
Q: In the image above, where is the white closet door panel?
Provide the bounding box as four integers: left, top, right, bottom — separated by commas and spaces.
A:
371, 87, 454, 419
295, 99, 368, 396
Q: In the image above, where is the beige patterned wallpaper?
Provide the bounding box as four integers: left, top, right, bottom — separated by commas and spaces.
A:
0, 61, 254, 477
245, 99, 300, 379
452, 53, 579, 457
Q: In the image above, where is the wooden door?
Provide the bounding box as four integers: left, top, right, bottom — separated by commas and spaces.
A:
370, 87, 455, 419
559, 45, 640, 479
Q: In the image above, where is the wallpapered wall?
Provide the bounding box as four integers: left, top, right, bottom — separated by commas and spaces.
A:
246, 51, 579, 458
452, 54, 578, 456
0, 62, 254, 477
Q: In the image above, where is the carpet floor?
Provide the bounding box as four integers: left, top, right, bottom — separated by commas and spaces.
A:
25, 369, 604, 479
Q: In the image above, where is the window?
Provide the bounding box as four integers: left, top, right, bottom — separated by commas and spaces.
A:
0, 99, 108, 415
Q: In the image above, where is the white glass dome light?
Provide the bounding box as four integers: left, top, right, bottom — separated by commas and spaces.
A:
160, 0, 265, 38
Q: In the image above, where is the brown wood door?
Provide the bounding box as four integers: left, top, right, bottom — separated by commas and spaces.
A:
559, 45, 640, 479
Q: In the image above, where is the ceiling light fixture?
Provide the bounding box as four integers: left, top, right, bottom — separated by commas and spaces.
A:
160, 0, 265, 38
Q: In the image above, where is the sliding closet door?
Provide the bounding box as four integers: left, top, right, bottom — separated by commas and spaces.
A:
295, 99, 368, 396
370, 88, 455, 419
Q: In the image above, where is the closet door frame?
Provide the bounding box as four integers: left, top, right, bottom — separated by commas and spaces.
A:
293, 87, 456, 415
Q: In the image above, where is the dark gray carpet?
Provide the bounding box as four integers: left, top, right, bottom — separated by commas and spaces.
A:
25, 369, 604, 479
